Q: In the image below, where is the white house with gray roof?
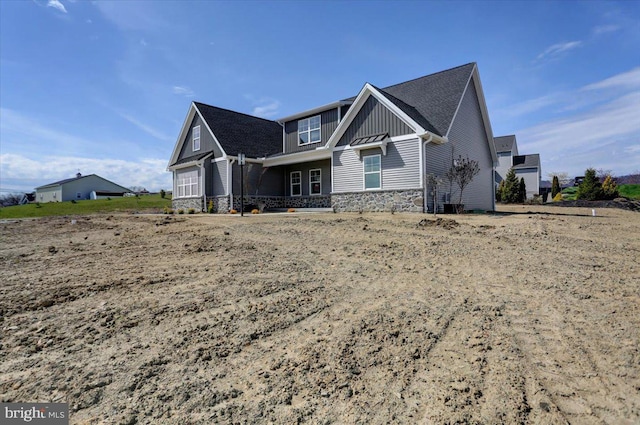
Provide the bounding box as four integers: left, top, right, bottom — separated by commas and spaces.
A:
493, 135, 541, 199
168, 63, 498, 213
35, 173, 131, 203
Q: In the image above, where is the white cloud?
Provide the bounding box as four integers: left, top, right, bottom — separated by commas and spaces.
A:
47, 0, 67, 13
581, 67, 640, 91
0, 153, 171, 192
253, 101, 281, 118
593, 24, 620, 35
172, 86, 195, 97
536, 41, 582, 61
116, 111, 172, 142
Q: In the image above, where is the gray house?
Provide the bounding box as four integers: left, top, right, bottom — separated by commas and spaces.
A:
493, 135, 541, 199
35, 173, 131, 202
168, 62, 498, 213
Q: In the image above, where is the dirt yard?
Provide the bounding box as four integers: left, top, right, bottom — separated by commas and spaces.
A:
1, 205, 639, 424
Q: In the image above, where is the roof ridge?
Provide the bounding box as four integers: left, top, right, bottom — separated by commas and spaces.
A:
380, 62, 475, 91
193, 101, 279, 124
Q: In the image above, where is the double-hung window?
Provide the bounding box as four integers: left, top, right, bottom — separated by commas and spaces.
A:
363, 155, 381, 190
290, 171, 302, 196
309, 169, 321, 195
177, 170, 199, 197
192, 125, 201, 151
298, 115, 321, 145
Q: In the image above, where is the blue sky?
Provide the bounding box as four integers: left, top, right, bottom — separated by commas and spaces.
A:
1, 0, 639, 193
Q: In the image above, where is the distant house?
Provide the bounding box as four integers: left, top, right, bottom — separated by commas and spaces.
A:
493, 135, 541, 199
19, 192, 36, 205
35, 173, 131, 202
168, 62, 498, 213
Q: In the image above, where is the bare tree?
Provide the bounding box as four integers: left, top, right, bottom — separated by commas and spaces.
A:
546, 171, 570, 187
0, 193, 24, 207
445, 155, 480, 213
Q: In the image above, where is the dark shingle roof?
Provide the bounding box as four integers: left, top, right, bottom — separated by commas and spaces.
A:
193, 102, 283, 158
512, 154, 540, 169
171, 152, 212, 167
36, 174, 97, 189
494, 135, 516, 153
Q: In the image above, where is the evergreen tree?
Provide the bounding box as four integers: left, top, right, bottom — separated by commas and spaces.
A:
518, 178, 527, 203
551, 175, 561, 198
496, 180, 505, 202
501, 168, 520, 203
576, 168, 603, 200
602, 175, 619, 199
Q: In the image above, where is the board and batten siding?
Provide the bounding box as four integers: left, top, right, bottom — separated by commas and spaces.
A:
211, 160, 227, 196
444, 76, 494, 211
176, 114, 224, 162
337, 96, 413, 146
283, 108, 339, 154
332, 139, 421, 193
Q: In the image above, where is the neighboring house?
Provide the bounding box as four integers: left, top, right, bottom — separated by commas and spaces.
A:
168, 62, 498, 213
35, 173, 132, 202
19, 192, 36, 205
493, 135, 541, 199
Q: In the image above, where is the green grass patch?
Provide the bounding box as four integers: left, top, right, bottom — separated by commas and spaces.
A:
561, 186, 578, 201
0, 194, 173, 219
619, 184, 640, 200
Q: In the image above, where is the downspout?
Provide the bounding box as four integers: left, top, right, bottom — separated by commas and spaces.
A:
228, 158, 236, 211
422, 135, 432, 213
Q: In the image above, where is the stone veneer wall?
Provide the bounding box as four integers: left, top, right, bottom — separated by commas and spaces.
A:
231, 195, 331, 210
172, 196, 203, 212
332, 189, 424, 213
208, 195, 230, 214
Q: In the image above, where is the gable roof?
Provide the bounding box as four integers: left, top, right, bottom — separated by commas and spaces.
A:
343, 63, 475, 137
494, 135, 517, 153
193, 102, 282, 158
513, 154, 540, 169
35, 174, 130, 191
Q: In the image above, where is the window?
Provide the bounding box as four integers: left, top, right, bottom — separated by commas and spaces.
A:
290, 171, 302, 196
363, 155, 381, 189
298, 115, 321, 145
192, 125, 201, 151
76, 192, 82, 199
309, 169, 321, 195
177, 170, 199, 197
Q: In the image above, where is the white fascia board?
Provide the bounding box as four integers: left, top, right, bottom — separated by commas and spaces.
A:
390, 134, 419, 143
276, 100, 352, 123
326, 84, 425, 150
262, 149, 331, 167
168, 152, 213, 171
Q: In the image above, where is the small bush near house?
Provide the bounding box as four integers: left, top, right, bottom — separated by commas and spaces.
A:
229, 209, 237, 214
163, 206, 174, 214
287, 208, 296, 213
177, 209, 184, 214
208, 199, 214, 213
160, 189, 166, 199
188, 208, 195, 214
553, 192, 563, 202
251, 209, 260, 214
71, 199, 77, 204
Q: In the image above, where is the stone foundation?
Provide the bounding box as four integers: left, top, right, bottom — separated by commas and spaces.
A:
206, 195, 230, 213
231, 195, 331, 211
332, 189, 424, 213
172, 197, 203, 212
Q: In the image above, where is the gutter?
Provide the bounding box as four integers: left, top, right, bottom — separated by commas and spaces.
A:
418, 131, 448, 145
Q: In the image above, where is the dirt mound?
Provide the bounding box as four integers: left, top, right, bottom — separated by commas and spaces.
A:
417, 217, 460, 229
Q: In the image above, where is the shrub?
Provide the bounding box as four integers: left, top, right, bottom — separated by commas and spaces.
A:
287, 208, 296, 213
576, 168, 603, 200
71, 199, 77, 204
602, 175, 619, 199
208, 199, 214, 213
177, 209, 184, 214
188, 208, 195, 214
229, 209, 237, 214
553, 192, 563, 202
160, 189, 166, 199
251, 209, 260, 214
551, 176, 561, 198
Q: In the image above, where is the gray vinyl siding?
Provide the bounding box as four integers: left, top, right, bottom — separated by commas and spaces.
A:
514, 168, 540, 198
284, 108, 339, 154
424, 142, 454, 212
61, 176, 130, 201
285, 160, 331, 196
445, 76, 494, 211
177, 114, 224, 162
211, 160, 227, 196
495, 152, 513, 183
332, 139, 420, 193
36, 186, 62, 203
231, 163, 285, 196
337, 96, 413, 146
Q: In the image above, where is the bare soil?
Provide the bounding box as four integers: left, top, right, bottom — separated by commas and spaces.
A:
1, 205, 639, 424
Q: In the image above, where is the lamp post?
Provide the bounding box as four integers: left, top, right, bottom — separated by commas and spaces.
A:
238, 153, 246, 217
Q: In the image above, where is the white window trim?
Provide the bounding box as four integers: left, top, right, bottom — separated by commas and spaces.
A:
363, 154, 382, 190
297, 115, 321, 146
177, 172, 200, 198
309, 168, 322, 195
192, 125, 201, 151
290, 171, 302, 197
